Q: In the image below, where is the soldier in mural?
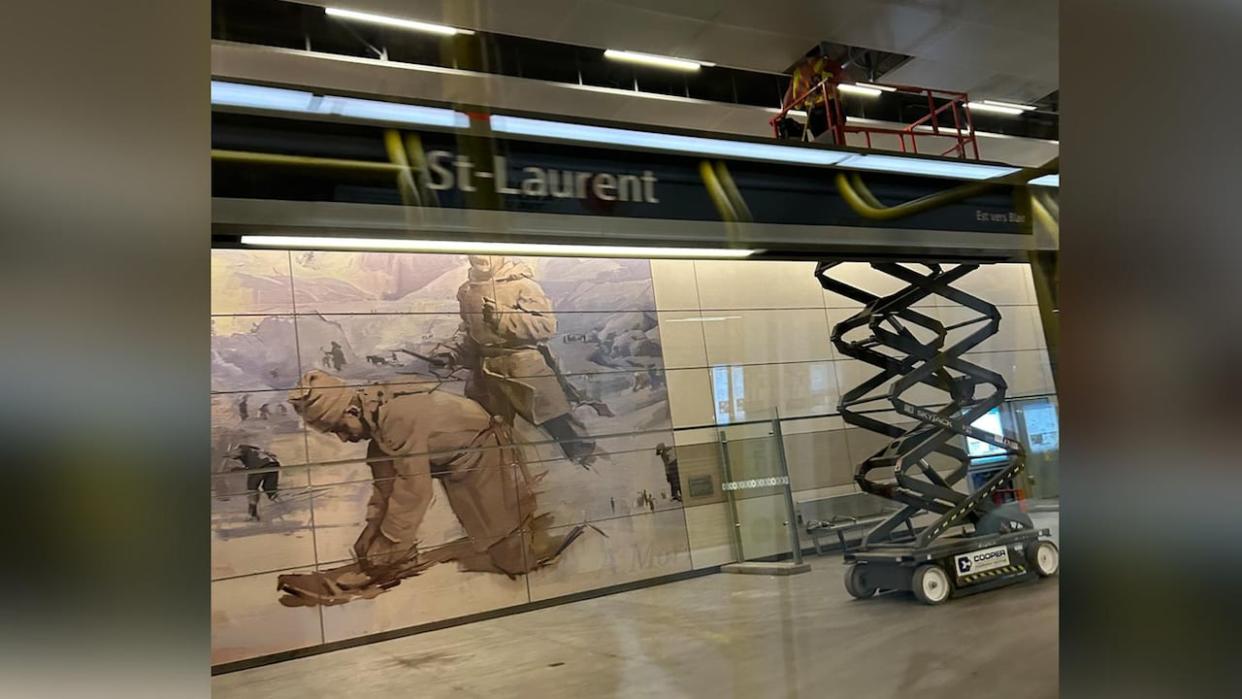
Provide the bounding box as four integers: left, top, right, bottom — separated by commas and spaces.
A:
321, 340, 347, 371
224, 443, 282, 520
655, 443, 682, 502
277, 369, 587, 605
439, 255, 605, 466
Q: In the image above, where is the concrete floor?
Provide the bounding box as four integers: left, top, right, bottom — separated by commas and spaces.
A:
213, 555, 1058, 699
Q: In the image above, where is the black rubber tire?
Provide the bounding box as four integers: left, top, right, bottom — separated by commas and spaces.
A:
1026, 540, 1060, 577
911, 564, 952, 605
844, 564, 877, 599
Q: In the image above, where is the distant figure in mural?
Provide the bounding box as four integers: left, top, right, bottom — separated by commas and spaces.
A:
276, 403, 289, 416
280, 370, 588, 606
365, 354, 390, 366
236, 394, 250, 421
656, 443, 682, 502
610, 496, 616, 514
322, 341, 347, 372
442, 255, 609, 467
258, 402, 271, 420
225, 444, 281, 520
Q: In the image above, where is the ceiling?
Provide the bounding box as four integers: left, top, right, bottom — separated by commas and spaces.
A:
291, 0, 1057, 102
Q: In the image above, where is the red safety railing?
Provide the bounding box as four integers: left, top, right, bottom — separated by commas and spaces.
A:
770, 78, 982, 160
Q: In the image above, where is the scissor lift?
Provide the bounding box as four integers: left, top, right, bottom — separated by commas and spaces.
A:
816, 261, 1059, 604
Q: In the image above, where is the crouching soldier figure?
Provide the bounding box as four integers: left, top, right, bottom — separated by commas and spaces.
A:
281, 370, 584, 604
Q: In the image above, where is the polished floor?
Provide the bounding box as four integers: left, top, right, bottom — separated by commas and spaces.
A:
213, 552, 1058, 699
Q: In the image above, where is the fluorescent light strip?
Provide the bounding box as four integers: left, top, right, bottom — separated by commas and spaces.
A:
604, 49, 712, 71
966, 102, 1024, 116
1028, 174, 1059, 188
857, 82, 896, 93
837, 153, 1021, 181
982, 99, 1036, 112
325, 7, 473, 35
767, 107, 808, 118
211, 81, 468, 128
240, 236, 757, 259
837, 84, 883, 97
490, 115, 849, 167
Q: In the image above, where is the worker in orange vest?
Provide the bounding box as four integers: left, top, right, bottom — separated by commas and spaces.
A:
780, 52, 846, 143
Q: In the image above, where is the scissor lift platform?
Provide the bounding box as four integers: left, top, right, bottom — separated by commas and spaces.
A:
817, 260, 1060, 604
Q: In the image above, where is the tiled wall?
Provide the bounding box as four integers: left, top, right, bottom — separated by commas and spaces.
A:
653, 260, 1055, 566
211, 252, 1055, 665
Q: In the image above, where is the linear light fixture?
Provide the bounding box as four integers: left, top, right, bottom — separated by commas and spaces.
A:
1028, 174, 1059, 188
325, 7, 474, 35
489, 115, 850, 167
857, 82, 897, 93
603, 49, 713, 71
836, 153, 1021, 181
982, 99, 1036, 112
240, 236, 758, 259
767, 107, 808, 118
211, 80, 469, 128
837, 84, 883, 97
966, 102, 1024, 116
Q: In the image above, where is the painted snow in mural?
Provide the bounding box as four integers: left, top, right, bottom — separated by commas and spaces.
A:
211, 250, 689, 661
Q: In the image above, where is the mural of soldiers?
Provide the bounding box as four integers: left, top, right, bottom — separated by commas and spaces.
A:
287, 369, 581, 584
446, 255, 598, 466
225, 444, 281, 520
322, 341, 347, 372
237, 394, 249, 421
656, 443, 682, 502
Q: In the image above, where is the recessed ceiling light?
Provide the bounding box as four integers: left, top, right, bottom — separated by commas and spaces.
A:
603, 50, 713, 71
966, 102, 1024, 116
837, 84, 883, 97
325, 8, 474, 36
982, 99, 1036, 111
856, 82, 896, 92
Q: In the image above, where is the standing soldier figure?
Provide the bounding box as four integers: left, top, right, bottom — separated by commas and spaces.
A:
442, 255, 601, 466
656, 443, 682, 502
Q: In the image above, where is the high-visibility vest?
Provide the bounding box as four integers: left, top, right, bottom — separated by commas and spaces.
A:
788, 57, 843, 108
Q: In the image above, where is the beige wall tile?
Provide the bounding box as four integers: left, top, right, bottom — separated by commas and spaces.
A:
693, 259, 824, 310
711, 361, 839, 423
665, 368, 715, 428
649, 258, 701, 311
700, 309, 833, 366
832, 357, 945, 409
820, 262, 938, 309
937, 304, 1044, 353
939, 263, 1033, 307
656, 311, 710, 368
968, 349, 1055, 397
